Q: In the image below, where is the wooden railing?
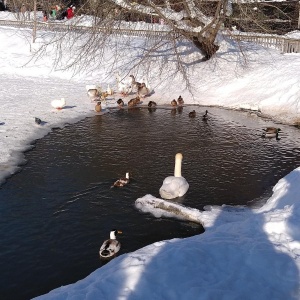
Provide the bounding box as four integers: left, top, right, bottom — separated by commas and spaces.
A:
0, 19, 299, 53
223, 33, 300, 53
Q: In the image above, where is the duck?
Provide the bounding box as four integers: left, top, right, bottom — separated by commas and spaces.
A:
129, 75, 142, 91
117, 98, 124, 108
148, 100, 157, 108
35, 117, 42, 125
171, 99, 177, 107
177, 95, 184, 106
128, 96, 141, 107
262, 131, 280, 140
263, 127, 281, 134
137, 82, 149, 99
106, 84, 114, 95
189, 110, 196, 118
95, 102, 101, 112
51, 98, 66, 110
159, 153, 189, 200
202, 110, 208, 121
99, 229, 122, 259
86, 85, 101, 101
112, 172, 130, 187
116, 73, 132, 96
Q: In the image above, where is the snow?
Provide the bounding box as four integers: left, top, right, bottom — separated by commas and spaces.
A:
1, 11, 300, 300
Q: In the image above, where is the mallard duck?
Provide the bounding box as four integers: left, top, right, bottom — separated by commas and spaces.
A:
117, 98, 124, 108
189, 110, 196, 118
202, 110, 208, 121
129, 75, 142, 91
263, 127, 281, 134
137, 82, 149, 99
95, 102, 101, 112
35, 117, 42, 125
99, 229, 122, 259
51, 98, 66, 110
262, 131, 280, 140
171, 99, 177, 107
148, 101, 157, 108
159, 153, 189, 200
177, 95, 184, 106
112, 172, 130, 187
128, 96, 141, 107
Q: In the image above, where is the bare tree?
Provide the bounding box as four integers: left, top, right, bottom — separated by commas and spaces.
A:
16, 0, 298, 90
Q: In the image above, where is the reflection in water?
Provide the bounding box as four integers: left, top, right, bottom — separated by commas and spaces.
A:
0, 106, 300, 299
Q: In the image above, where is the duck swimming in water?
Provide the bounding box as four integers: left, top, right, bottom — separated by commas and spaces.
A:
189, 110, 196, 118
202, 110, 208, 121
99, 229, 122, 259
112, 172, 130, 187
263, 127, 281, 134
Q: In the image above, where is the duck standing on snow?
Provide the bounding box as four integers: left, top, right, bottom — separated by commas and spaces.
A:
106, 84, 114, 96
117, 98, 124, 108
129, 75, 142, 92
171, 99, 177, 107
159, 153, 189, 200
137, 82, 149, 99
35, 117, 42, 125
51, 98, 66, 110
116, 73, 132, 96
95, 102, 101, 112
99, 229, 122, 259
177, 95, 184, 106
86, 85, 101, 101
112, 172, 130, 187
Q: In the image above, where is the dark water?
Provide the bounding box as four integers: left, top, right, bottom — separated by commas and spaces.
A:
1, 106, 300, 300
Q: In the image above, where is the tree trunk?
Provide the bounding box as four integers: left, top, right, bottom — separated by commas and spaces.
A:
191, 36, 219, 61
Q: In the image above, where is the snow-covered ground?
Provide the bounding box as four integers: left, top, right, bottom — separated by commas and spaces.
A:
1, 11, 300, 299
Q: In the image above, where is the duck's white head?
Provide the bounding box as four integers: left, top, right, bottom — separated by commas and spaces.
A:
174, 153, 183, 177
110, 229, 122, 239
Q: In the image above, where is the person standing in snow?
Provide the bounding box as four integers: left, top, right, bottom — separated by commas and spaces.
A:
66, 6, 74, 20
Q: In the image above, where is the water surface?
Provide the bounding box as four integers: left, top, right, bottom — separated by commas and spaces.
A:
1, 106, 300, 299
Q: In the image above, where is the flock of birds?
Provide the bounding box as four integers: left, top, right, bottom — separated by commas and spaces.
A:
100, 152, 189, 259
32, 73, 283, 259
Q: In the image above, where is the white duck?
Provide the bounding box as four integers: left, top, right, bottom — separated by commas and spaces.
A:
86, 85, 101, 101
115, 73, 132, 96
106, 84, 114, 95
159, 153, 189, 200
51, 98, 66, 110
99, 229, 122, 259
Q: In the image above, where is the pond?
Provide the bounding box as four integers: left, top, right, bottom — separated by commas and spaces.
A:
1, 106, 300, 300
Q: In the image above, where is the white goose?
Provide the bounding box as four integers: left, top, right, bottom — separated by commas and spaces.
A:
115, 73, 132, 96
99, 229, 122, 259
159, 153, 189, 200
51, 98, 66, 109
